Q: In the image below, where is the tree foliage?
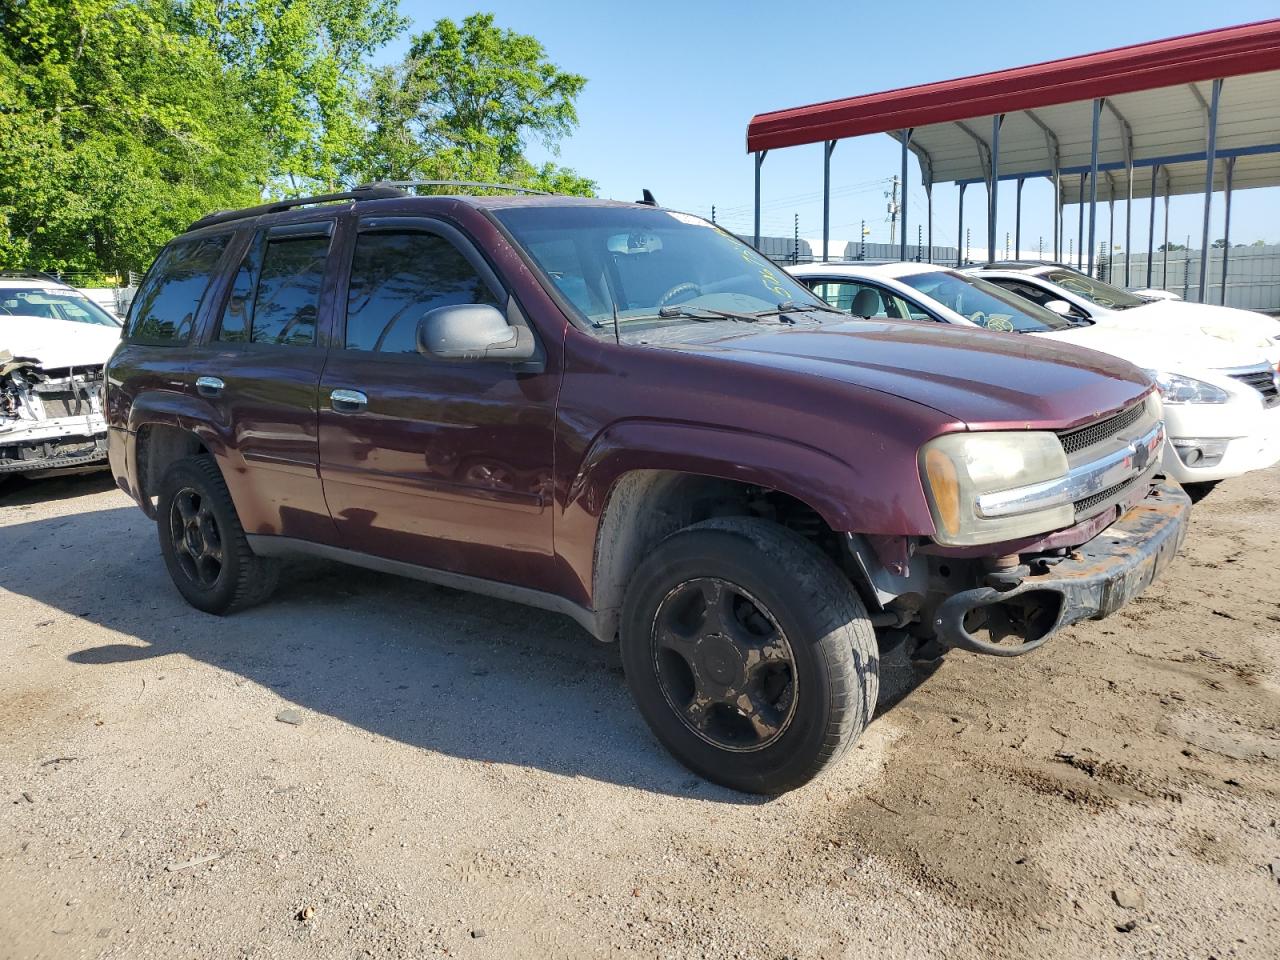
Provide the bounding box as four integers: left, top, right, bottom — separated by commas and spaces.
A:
0, 5, 595, 275
354, 13, 594, 195
0, 0, 268, 274
181, 0, 406, 193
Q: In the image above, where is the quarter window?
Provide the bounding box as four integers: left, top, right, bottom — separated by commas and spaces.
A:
127, 234, 229, 344
344, 231, 499, 354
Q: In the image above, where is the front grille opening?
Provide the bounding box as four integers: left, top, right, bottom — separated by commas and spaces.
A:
1230, 369, 1280, 408
1074, 475, 1138, 519
1058, 402, 1145, 456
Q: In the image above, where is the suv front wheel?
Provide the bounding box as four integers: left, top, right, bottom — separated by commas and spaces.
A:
156, 455, 279, 615
620, 517, 879, 794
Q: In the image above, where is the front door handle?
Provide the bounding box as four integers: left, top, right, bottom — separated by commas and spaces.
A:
330, 388, 369, 413
195, 376, 225, 398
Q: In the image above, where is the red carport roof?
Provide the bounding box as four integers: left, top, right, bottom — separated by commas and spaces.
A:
746, 20, 1280, 153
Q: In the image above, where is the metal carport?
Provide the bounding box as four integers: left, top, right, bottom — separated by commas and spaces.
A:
745, 19, 1280, 303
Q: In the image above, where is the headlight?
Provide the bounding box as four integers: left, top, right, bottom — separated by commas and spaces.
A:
1145, 370, 1229, 404
920, 432, 1071, 547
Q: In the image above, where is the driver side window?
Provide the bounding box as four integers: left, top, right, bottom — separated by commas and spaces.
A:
344, 231, 499, 354
217, 230, 331, 347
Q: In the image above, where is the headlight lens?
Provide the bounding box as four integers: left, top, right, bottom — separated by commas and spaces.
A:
920, 432, 1071, 547
1145, 370, 1229, 404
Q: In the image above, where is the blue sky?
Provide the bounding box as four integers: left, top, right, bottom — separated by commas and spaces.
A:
388, 1, 1280, 258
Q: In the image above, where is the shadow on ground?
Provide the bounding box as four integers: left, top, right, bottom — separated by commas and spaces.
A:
2, 478, 928, 800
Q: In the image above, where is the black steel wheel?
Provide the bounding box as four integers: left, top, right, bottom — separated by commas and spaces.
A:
621, 517, 879, 794
168, 486, 224, 589
652, 578, 798, 752
156, 455, 278, 615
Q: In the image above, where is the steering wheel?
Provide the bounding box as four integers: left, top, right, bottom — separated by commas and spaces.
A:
656, 282, 702, 309
985, 315, 1015, 332
968, 310, 989, 328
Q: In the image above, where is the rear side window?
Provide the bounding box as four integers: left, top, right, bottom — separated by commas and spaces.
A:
344, 231, 498, 354
217, 232, 331, 347
126, 235, 229, 344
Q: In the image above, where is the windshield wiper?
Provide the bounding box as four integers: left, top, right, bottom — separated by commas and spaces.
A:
654, 305, 761, 323
750, 299, 846, 321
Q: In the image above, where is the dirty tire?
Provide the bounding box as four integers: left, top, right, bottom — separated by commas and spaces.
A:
620, 517, 879, 794
1183, 480, 1220, 504
156, 455, 278, 615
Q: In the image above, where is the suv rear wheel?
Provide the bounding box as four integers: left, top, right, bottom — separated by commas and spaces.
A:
620, 517, 879, 794
156, 455, 278, 614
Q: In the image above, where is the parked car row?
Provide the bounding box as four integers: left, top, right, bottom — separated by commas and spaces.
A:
789, 260, 1280, 491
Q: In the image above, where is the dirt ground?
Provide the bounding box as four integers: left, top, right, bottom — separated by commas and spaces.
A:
1, 468, 1277, 960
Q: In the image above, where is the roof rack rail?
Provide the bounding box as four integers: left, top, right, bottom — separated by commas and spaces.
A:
0, 269, 67, 284
361, 180, 552, 196
186, 183, 409, 233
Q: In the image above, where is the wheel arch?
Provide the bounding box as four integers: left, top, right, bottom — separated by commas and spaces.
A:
576, 421, 882, 643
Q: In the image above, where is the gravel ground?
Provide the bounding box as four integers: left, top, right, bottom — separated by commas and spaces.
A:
1, 468, 1277, 959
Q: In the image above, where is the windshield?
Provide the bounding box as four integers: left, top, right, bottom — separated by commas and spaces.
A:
0, 286, 121, 326
1042, 269, 1147, 309
898, 270, 1074, 332
492, 206, 824, 332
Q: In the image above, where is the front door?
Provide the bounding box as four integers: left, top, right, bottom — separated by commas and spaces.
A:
317, 217, 558, 590
189, 220, 339, 543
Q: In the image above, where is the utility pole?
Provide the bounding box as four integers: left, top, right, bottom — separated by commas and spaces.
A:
916, 224, 923, 262
1005, 232, 1011, 260
711, 205, 716, 224
1038, 236, 1043, 257
793, 213, 799, 263
859, 220, 866, 260
886, 176, 900, 247
964, 228, 970, 264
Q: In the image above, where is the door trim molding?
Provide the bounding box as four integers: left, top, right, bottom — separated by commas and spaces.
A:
245, 534, 599, 638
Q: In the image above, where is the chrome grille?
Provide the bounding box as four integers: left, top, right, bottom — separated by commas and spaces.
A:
1058, 402, 1145, 456
1229, 368, 1280, 408
1074, 475, 1138, 519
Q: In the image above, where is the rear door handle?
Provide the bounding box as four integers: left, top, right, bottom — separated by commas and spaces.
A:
195, 376, 225, 398
330, 388, 369, 413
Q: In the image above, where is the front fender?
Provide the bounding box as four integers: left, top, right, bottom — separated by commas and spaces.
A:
570, 419, 880, 535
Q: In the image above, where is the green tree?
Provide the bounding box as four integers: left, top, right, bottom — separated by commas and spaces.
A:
0, 0, 269, 275
182, 0, 407, 194
355, 13, 594, 195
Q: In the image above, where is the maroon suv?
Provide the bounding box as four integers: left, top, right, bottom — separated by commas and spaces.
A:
106, 184, 1189, 793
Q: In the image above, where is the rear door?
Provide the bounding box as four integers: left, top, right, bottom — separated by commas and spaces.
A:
189, 219, 340, 544
316, 216, 557, 590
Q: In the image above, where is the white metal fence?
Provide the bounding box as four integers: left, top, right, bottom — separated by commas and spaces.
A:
1119, 244, 1280, 312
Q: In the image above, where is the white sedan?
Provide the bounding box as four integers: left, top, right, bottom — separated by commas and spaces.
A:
787, 261, 1280, 490
968, 262, 1280, 364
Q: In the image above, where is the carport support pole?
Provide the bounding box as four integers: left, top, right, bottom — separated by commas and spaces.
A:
1052, 167, 1061, 261
1198, 78, 1223, 303
1015, 177, 1024, 257
1221, 155, 1236, 306
926, 183, 933, 263
1077, 173, 1085, 271
1125, 162, 1134, 286
899, 129, 912, 261
822, 140, 836, 262
1146, 164, 1158, 287
753, 150, 767, 249
957, 182, 967, 267
987, 115, 1001, 265
1162, 179, 1170, 288
1087, 98, 1101, 277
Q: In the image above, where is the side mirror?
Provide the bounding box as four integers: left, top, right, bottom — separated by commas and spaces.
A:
416, 303, 537, 362
1044, 299, 1074, 316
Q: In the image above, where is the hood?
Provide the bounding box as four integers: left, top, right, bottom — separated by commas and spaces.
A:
1032, 320, 1270, 372
662, 319, 1150, 430
1110, 300, 1280, 360
0, 316, 121, 369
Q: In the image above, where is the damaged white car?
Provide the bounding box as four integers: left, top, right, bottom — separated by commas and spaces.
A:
0, 274, 121, 478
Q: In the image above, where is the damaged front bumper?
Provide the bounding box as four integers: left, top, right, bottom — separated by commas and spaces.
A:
1, 363, 108, 477
931, 479, 1191, 656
